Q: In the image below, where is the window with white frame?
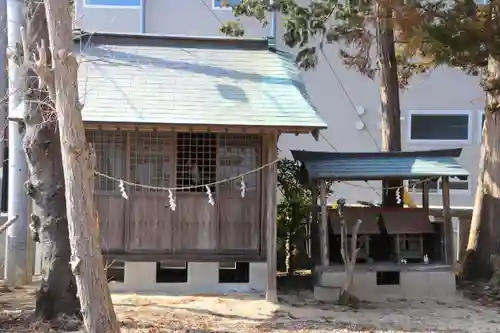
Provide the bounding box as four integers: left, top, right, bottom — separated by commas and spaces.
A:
407, 110, 472, 144
84, 0, 141, 7
213, 0, 242, 9
475, 0, 488, 4
407, 176, 470, 194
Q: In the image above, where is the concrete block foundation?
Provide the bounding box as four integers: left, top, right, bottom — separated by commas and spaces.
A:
109, 261, 267, 294
316, 264, 457, 302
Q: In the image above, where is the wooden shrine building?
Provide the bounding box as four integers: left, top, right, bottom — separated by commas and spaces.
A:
292, 148, 469, 301
13, 31, 328, 295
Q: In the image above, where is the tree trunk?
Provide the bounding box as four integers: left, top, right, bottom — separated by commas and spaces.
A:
42, 0, 119, 331
285, 231, 292, 275
460, 55, 500, 281
21, 0, 80, 320
375, 0, 403, 206
337, 200, 361, 307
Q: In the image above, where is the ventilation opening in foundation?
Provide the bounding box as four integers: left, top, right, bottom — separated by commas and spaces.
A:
156, 261, 188, 283
104, 260, 125, 283
218, 262, 250, 283
376, 271, 400, 285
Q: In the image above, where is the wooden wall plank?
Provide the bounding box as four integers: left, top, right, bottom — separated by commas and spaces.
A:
95, 194, 126, 251
218, 194, 259, 250
128, 195, 173, 251
91, 129, 267, 257
174, 194, 217, 251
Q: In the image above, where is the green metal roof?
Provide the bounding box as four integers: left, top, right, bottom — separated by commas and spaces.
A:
32, 33, 325, 132
291, 149, 469, 181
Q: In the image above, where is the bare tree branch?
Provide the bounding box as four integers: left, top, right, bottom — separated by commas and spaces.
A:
20, 26, 56, 102
0, 215, 20, 234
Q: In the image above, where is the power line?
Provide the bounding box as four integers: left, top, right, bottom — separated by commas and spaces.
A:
319, 48, 381, 151
198, 2, 382, 197
319, 132, 337, 151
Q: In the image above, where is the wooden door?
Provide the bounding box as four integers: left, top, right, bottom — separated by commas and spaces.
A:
217, 134, 261, 251
126, 131, 175, 252
88, 130, 127, 252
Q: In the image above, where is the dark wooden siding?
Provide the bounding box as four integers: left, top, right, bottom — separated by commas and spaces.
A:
88, 129, 265, 260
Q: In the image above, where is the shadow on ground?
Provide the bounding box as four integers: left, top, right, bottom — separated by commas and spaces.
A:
113, 274, 476, 332
1, 274, 498, 332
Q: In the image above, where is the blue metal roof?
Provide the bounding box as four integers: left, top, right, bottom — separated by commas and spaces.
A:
291, 149, 469, 181
21, 33, 325, 134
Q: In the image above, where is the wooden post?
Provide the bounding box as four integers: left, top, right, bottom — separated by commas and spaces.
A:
265, 133, 278, 303
310, 181, 318, 265
422, 180, 429, 211
319, 180, 329, 267
441, 176, 454, 265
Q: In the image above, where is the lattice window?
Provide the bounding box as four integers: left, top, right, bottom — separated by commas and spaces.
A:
87, 130, 126, 192
130, 131, 173, 192
176, 132, 217, 193
218, 134, 261, 194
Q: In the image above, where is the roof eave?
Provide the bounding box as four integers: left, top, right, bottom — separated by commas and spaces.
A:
309, 173, 470, 182
291, 148, 464, 161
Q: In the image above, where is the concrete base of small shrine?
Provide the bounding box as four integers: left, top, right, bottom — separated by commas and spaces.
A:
314, 263, 456, 302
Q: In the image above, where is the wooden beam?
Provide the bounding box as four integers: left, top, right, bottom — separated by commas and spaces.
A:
310, 181, 318, 265
441, 176, 454, 265
265, 133, 278, 303
319, 180, 329, 267
422, 180, 429, 212
123, 131, 131, 250
103, 252, 264, 262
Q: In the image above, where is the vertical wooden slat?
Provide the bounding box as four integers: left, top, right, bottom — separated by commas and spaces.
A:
310, 182, 318, 265
171, 133, 178, 251
396, 234, 400, 261
123, 131, 131, 250
256, 135, 263, 251
441, 176, 454, 264
260, 134, 268, 257
265, 133, 278, 303
420, 235, 424, 259
215, 133, 221, 252
319, 180, 329, 267
422, 180, 429, 211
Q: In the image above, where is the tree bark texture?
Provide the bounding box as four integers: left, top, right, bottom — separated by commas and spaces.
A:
338, 217, 362, 307
21, 0, 79, 320
42, 0, 119, 331
375, 0, 403, 206
461, 55, 500, 280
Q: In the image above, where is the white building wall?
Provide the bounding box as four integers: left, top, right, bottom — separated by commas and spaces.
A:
75, 0, 268, 38
274, 27, 483, 209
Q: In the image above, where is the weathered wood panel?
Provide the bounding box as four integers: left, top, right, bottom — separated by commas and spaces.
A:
264, 133, 278, 302
126, 130, 175, 251
95, 194, 125, 251
127, 194, 173, 251
217, 134, 261, 252
91, 130, 267, 257
174, 194, 217, 251
218, 194, 260, 250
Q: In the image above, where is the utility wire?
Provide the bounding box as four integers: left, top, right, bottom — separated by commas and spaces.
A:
199, 1, 385, 198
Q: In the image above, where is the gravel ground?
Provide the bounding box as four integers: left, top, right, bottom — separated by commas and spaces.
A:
2, 281, 500, 332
